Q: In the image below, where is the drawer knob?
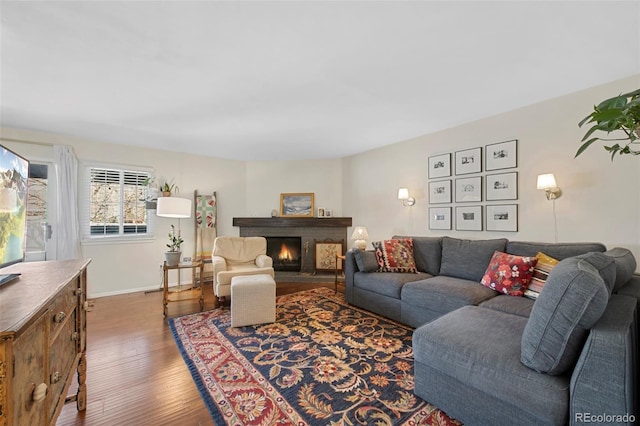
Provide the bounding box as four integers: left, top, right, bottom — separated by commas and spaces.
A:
53, 312, 66, 323
32, 383, 47, 402
51, 371, 61, 384
75, 288, 84, 296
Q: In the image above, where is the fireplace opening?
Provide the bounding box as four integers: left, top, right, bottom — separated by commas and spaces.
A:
266, 237, 302, 272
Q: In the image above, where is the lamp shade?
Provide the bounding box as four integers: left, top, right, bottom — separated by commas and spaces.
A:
398, 188, 410, 200
156, 197, 192, 218
351, 226, 369, 240
537, 174, 557, 190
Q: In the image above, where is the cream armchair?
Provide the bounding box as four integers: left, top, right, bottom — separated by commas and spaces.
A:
211, 236, 274, 302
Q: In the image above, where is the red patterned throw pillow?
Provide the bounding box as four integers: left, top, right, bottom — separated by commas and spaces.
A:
481, 251, 538, 296
372, 238, 418, 273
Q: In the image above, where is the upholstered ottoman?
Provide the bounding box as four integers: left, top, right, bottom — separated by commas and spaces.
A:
230, 274, 276, 327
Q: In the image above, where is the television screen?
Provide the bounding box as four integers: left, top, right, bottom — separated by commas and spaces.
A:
0, 144, 29, 271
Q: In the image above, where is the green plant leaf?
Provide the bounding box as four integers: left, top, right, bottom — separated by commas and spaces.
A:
575, 138, 599, 157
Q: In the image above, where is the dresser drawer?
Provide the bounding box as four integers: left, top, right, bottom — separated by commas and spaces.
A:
12, 316, 48, 426
48, 279, 78, 339
48, 307, 78, 421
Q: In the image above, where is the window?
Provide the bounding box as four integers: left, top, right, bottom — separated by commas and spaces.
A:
82, 164, 153, 241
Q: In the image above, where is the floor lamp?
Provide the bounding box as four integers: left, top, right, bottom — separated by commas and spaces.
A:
155, 196, 192, 289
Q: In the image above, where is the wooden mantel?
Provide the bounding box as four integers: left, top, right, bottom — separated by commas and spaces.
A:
233, 217, 352, 228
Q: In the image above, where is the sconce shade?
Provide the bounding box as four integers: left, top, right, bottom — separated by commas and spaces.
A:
156, 197, 192, 218
397, 188, 410, 200
537, 173, 562, 200
397, 187, 415, 206
0, 188, 17, 212
537, 174, 557, 190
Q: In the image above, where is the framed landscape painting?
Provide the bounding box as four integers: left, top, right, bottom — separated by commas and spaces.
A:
428, 153, 451, 179
486, 204, 518, 232
429, 180, 451, 204
429, 207, 452, 230
280, 193, 314, 217
455, 147, 482, 175
485, 140, 517, 170
486, 172, 518, 201
456, 205, 483, 231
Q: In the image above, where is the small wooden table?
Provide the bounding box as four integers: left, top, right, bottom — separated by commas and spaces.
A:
334, 254, 346, 293
163, 260, 205, 317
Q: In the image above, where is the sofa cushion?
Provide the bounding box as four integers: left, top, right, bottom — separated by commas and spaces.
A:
521, 256, 610, 375
393, 235, 443, 275
440, 237, 508, 282
372, 238, 418, 273
478, 295, 534, 317
401, 276, 498, 316
353, 271, 429, 299
524, 252, 559, 300
603, 247, 637, 293
413, 306, 570, 425
353, 250, 379, 272
480, 251, 538, 296
506, 241, 606, 260
573, 252, 617, 296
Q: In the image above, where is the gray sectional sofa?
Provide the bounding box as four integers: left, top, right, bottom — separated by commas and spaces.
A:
344, 236, 639, 425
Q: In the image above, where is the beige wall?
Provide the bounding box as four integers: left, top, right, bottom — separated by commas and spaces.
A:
342, 75, 640, 267
2, 74, 639, 297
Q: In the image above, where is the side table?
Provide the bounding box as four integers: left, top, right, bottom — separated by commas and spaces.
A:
163, 260, 205, 317
334, 254, 346, 293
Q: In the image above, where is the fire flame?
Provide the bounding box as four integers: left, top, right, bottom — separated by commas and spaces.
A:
279, 243, 292, 260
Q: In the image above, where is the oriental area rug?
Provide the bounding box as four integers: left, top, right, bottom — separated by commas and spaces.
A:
169, 287, 460, 425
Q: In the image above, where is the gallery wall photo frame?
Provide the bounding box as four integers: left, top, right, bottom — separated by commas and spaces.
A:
486, 172, 518, 201
486, 204, 518, 232
429, 207, 452, 230
429, 179, 452, 204
280, 192, 314, 217
428, 153, 451, 179
485, 139, 517, 171
455, 205, 483, 231
455, 176, 482, 203
455, 147, 482, 175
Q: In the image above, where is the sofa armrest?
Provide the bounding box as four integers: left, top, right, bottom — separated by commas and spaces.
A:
255, 254, 273, 268
345, 251, 360, 303
570, 294, 637, 425
211, 255, 227, 283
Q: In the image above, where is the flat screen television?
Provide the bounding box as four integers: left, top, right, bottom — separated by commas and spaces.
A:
0, 144, 29, 286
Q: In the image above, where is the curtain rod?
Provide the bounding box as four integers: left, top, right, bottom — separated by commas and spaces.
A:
0, 137, 54, 147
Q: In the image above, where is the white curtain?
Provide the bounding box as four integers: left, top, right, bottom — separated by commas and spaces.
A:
54, 145, 81, 259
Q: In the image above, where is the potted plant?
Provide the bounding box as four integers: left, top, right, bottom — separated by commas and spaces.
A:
165, 224, 183, 266
576, 88, 640, 160
160, 182, 176, 197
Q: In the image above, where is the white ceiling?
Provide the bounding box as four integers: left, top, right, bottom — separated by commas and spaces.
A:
1, 1, 639, 161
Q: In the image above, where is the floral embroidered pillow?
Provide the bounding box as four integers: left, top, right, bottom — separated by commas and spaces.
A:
480, 251, 538, 296
371, 238, 418, 273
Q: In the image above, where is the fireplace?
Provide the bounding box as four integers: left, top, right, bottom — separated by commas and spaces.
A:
233, 217, 352, 281
267, 237, 302, 272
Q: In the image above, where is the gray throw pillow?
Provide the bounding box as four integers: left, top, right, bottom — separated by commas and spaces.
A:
439, 237, 508, 282
521, 256, 609, 375
354, 250, 379, 272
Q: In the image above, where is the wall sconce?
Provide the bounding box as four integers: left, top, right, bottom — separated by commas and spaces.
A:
398, 188, 415, 206
351, 226, 369, 250
536, 174, 562, 200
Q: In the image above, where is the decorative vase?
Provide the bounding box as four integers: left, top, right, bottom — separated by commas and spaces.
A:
165, 251, 181, 266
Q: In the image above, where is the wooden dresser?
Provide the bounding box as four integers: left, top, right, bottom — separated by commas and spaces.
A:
0, 259, 91, 426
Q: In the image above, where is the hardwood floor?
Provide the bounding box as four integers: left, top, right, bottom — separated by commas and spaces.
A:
57, 279, 343, 426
